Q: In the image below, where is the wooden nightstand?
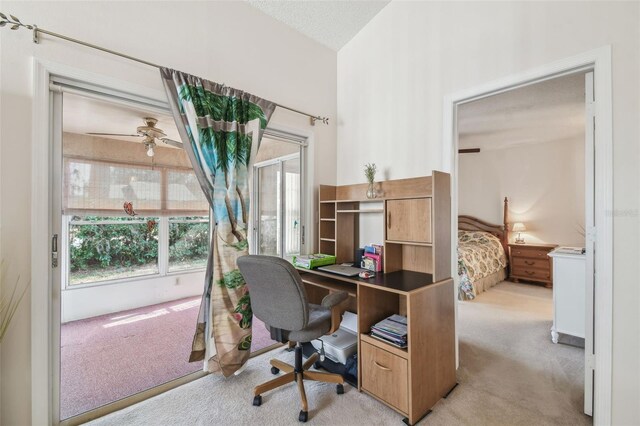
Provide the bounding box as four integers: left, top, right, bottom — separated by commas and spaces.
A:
508, 243, 558, 288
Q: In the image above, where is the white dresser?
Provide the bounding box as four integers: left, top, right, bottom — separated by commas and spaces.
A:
548, 250, 586, 343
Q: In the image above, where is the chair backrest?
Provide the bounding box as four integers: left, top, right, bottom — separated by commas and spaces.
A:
237, 255, 309, 332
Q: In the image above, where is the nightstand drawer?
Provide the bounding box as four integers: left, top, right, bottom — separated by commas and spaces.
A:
361, 341, 408, 413
512, 257, 550, 271
511, 266, 551, 281
510, 247, 549, 259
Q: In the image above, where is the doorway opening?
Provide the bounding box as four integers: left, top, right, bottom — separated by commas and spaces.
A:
444, 48, 613, 425
454, 71, 591, 424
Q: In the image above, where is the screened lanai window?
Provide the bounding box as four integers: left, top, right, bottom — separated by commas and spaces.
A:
63, 158, 208, 216
63, 157, 210, 285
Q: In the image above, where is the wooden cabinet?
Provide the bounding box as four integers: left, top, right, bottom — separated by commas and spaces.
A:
386, 198, 431, 243
361, 341, 409, 413
508, 243, 557, 288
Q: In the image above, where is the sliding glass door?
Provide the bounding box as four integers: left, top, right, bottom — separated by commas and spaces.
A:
249, 137, 306, 355
282, 156, 302, 258
253, 137, 304, 261
56, 92, 210, 423
48, 81, 309, 425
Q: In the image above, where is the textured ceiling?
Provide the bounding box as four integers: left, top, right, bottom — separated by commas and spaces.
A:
247, 0, 390, 50
458, 73, 586, 151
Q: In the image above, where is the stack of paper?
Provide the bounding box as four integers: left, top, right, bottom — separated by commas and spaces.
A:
370, 314, 408, 348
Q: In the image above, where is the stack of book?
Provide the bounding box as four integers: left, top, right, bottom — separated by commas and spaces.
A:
370, 314, 407, 348
362, 244, 384, 272
292, 253, 336, 269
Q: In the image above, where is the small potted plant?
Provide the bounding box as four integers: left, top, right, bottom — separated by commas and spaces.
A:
364, 163, 377, 199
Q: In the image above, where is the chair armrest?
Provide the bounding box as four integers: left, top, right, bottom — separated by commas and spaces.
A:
321, 291, 348, 309
321, 291, 349, 334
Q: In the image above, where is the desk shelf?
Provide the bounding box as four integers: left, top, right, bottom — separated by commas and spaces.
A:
321, 199, 386, 203
299, 272, 357, 297
385, 239, 432, 247
337, 209, 384, 214
302, 343, 357, 388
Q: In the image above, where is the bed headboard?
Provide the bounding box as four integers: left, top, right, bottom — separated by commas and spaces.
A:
458, 197, 510, 255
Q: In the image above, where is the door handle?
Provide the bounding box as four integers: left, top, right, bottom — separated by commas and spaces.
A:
373, 361, 391, 371
51, 234, 59, 268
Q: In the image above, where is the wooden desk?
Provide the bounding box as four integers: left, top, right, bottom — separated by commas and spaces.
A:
298, 268, 456, 426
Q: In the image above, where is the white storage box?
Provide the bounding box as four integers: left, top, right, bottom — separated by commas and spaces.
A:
311, 311, 358, 365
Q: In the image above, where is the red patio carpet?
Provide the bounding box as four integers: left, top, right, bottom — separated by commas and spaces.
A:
61, 296, 277, 420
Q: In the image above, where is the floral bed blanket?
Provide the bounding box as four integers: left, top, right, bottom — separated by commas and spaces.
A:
457, 231, 507, 300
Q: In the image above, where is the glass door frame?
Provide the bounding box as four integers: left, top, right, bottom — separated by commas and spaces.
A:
52, 90, 212, 426
49, 90, 308, 426
251, 137, 307, 259
39, 67, 314, 424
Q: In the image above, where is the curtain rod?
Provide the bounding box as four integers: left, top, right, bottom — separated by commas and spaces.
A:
0, 12, 330, 126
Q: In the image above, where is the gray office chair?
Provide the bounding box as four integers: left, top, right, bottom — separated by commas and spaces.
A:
237, 255, 349, 423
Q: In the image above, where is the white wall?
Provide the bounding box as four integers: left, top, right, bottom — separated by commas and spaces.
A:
459, 138, 585, 246
0, 1, 337, 424
62, 271, 204, 323
338, 2, 639, 424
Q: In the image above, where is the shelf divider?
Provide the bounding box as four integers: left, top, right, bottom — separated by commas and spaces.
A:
337, 209, 384, 214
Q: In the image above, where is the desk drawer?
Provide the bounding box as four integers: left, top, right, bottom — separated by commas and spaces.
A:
511, 266, 551, 281
510, 247, 549, 259
361, 341, 408, 413
512, 257, 550, 271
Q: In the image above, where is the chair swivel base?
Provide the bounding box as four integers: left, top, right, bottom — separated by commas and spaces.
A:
252, 343, 345, 422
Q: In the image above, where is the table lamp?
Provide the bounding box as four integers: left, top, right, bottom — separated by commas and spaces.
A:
512, 222, 526, 244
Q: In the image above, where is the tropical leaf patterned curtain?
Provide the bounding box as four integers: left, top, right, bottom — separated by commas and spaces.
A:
161, 68, 275, 376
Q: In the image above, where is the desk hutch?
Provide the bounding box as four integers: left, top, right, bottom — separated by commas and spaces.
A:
299, 171, 456, 425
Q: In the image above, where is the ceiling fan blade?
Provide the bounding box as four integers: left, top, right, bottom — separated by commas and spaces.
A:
87, 132, 142, 137
160, 138, 183, 148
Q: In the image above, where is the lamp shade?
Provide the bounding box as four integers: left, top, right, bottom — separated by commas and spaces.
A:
512, 222, 526, 232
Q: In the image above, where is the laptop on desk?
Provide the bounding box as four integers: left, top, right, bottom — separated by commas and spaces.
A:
317, 264, 366, 277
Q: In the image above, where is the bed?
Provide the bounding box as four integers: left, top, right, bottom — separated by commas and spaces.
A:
457, 197, 510, 300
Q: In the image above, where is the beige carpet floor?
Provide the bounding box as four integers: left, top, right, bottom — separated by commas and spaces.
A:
88, 281, 591, 425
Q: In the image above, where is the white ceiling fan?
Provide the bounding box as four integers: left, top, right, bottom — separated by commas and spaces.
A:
87, 117, 182, 157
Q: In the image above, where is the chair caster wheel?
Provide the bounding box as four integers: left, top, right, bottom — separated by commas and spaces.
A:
298, 410, 308, 422
336, 384, 344, 395
270, 366, 280, 375
252, 395, 262, 406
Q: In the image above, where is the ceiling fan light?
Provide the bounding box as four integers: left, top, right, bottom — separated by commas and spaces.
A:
146, 145, 155, 157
